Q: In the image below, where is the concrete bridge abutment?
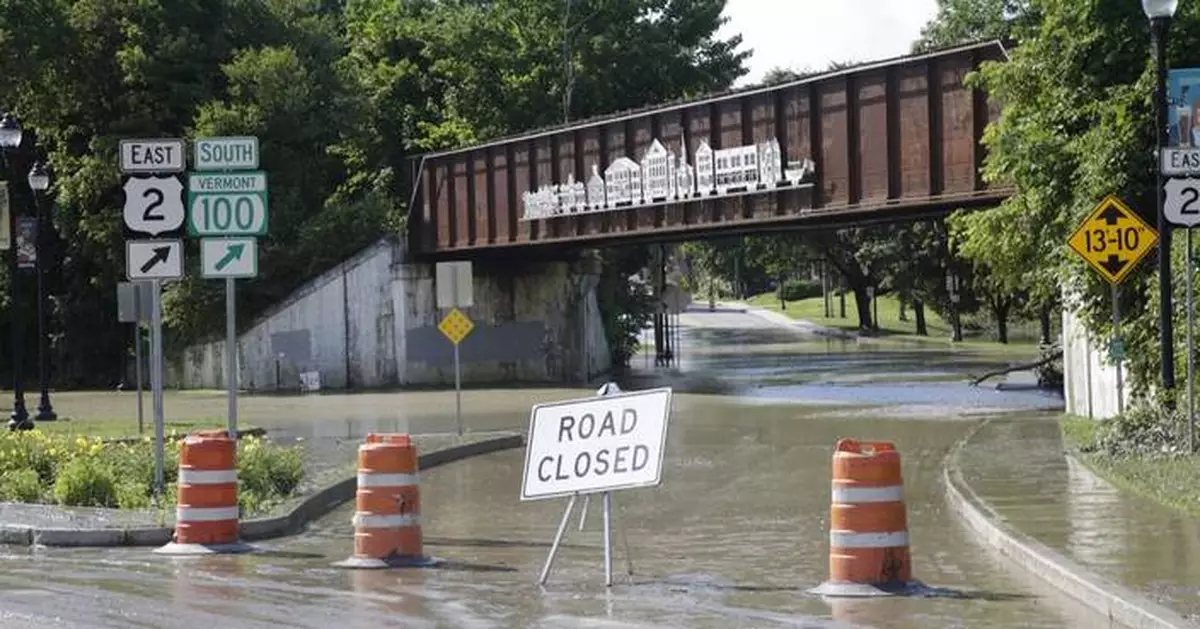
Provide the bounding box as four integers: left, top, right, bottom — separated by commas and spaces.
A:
166, 239, 610, 391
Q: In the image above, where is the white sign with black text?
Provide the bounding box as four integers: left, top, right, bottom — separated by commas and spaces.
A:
119, 138, 185, 174
520, 387, 672, 501
123, 175, 185, 235
1166, 177, 1200, 228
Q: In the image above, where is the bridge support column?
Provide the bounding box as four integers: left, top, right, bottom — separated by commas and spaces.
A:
397, 253, 610, 386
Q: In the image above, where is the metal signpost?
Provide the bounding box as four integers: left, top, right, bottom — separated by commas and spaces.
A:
1164, 176, 1200, 452
188, 138, 266, 437
120, 138, 186, 495
520, 384, 673, 587
117, 282, 152, 434
436, 261, 474, 435
1067, 194, 1159, 417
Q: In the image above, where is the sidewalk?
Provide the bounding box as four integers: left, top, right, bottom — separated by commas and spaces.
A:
954, 416, 1200, 625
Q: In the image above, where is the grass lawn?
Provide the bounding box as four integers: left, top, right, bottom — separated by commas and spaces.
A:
744, 293, 1040, 358
28, 416, 245, 439
1060, 415, 1200, 516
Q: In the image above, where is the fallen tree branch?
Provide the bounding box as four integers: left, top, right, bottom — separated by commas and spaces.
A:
969, 350, 1064, 387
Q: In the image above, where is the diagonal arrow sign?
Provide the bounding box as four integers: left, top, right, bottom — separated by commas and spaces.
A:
1100, 254, 1128, 276
140, 246, 172, 274
214, 243, 246, 272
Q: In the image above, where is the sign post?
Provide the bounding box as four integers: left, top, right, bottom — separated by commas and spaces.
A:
1164, 177, 1200, 451
120, 138, 186, 496
521, 383, 673, 586
1067, 194, 1159, 417
436, 261, 474, 435
189, 138, 266, 436
117, 282, 151, 434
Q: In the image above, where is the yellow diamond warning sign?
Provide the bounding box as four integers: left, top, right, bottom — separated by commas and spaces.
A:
1067, 194, 1159, 285
438, 307, 474, 345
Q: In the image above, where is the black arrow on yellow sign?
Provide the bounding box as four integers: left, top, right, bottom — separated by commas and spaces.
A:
1100, 254, 1127, 276
1099, 203, 1125, 225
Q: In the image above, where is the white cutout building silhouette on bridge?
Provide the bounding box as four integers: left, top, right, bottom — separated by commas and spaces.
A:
521, 137, 816, 220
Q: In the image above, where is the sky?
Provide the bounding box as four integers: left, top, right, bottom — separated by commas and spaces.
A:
718, 0, 942, 86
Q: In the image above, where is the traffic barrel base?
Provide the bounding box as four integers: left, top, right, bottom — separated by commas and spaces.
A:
154, 429, 256, 556
809, 438, 926, 598
333, 433, 441, 570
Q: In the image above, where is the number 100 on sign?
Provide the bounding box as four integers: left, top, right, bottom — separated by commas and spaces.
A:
187, 172, 269, 236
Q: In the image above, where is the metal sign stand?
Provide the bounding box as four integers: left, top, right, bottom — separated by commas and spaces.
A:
226, 276, 237, 435
1112, 284, 1124, 416
538, 383, 635, 587
453, 333, 462, 435
150, 279, 165, 496
135, 320, 144, 435
1189, 227, 1196, 453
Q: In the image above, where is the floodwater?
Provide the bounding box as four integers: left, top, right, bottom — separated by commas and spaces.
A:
962, 417, 1200, 624
0, 307, 1120, 628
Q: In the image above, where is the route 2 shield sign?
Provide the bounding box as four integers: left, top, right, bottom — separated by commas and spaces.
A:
123, 175, 184, 236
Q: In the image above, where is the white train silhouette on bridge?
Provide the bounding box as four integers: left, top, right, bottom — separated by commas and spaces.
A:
521, 137, 816, 220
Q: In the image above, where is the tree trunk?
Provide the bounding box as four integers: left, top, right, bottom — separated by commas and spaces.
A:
899, 300, 908, 322
1039, 303, 1053, 345
778, 274, 786, 310
839, 277, 846, 318
914, 299, 928, 336
992, 298, 1011, 345
852, 286, 873, 332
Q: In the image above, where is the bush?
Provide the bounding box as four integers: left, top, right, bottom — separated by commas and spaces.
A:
1083, 403, 1187, 457
0, 469, 42, 502
780, 278, 823, 302
0, 430, 303, 515
237, 436, 304, 514
53, 458, 118, 507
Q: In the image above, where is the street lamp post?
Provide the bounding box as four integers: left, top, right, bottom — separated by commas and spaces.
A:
28, 161, 54, 422
1145, 0, 1179, 394
0, 112, 30, 431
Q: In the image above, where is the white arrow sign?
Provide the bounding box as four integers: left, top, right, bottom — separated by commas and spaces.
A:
123, 175, 184, 235
1165, 177, 1200, 228
126, 239, 183, 281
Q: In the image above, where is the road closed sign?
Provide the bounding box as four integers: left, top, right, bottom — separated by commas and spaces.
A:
520, 387, 672, 501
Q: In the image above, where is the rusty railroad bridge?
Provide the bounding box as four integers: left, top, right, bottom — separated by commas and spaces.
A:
405, 41, 1012, 261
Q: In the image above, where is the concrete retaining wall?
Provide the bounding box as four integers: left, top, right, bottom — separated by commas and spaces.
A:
1062, 304, 1120, 420
166, 239, 610, 390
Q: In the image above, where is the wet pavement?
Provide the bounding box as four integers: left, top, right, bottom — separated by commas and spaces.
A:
0, 306, 1121, 628
960, 416, 1200, 624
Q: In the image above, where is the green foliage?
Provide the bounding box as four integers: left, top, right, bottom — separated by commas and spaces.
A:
0, 430, 301, 512
53, 458, 119, 508
0, 469, 43, 503
780, 278, 822, 302
597, 247, 655, 367
0, 0, 748, 386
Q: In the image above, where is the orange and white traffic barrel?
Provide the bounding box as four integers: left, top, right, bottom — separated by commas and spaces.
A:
335, 433, 437, 568
810, 438, 921, 597
156, 429, 253, 555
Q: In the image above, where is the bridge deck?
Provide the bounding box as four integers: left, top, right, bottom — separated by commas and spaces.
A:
406, 41, 1011, 259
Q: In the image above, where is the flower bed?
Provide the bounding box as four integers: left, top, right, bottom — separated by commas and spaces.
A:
0, 430, 303, 516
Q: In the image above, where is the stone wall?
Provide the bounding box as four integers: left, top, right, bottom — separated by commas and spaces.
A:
166, 238, 610, 390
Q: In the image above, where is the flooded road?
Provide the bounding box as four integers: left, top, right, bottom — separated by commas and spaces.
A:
0, 307, 1114, 628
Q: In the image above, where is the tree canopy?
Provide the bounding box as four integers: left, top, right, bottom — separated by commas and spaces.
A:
0, 0, 750, 386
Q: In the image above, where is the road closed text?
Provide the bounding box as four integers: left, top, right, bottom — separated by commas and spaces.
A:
536, 409, 651, 482
520, 388, 672, 500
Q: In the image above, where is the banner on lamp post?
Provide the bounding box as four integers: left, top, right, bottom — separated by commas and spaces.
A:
0, 182, 10, 251
15, 216, 36, 269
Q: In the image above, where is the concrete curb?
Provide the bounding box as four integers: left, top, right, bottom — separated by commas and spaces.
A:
943, 419, 1200, 629
3, 433, 525, 548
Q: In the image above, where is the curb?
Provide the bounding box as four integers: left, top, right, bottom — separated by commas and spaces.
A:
943, 419, 1199, 629
3, 433, 525, 548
